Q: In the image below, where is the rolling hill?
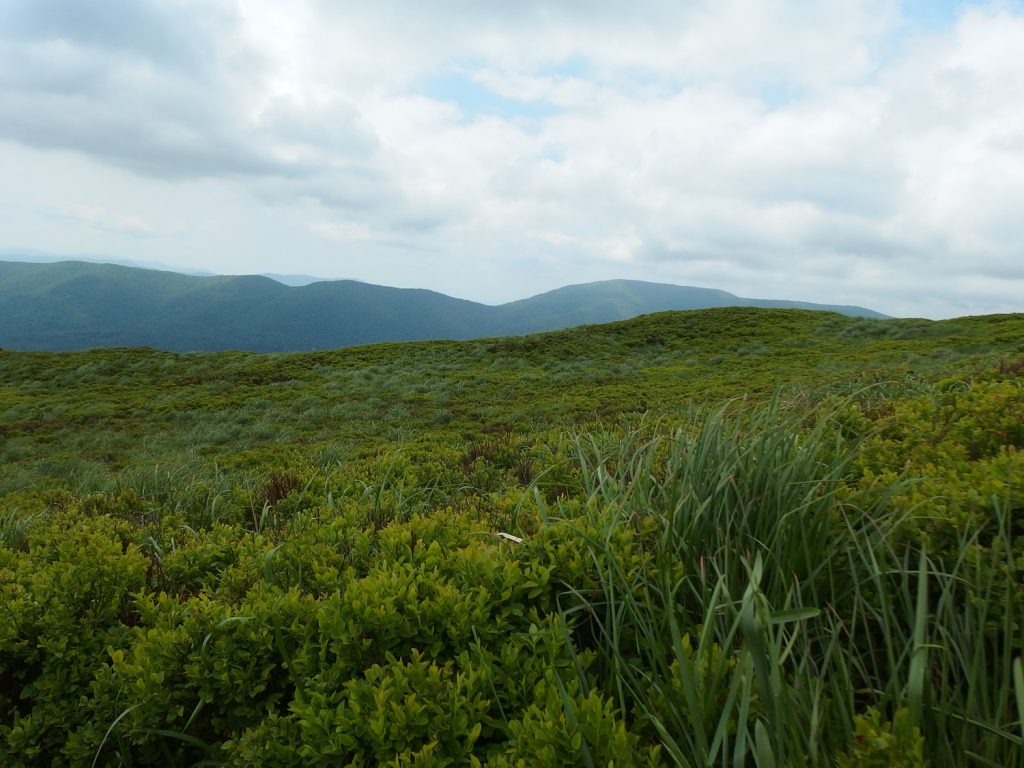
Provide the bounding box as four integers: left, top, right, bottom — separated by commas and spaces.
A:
0, 259, 885, 351
1, 306, 1022, 765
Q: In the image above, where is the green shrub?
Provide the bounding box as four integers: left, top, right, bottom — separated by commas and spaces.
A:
836, 708, 925, 768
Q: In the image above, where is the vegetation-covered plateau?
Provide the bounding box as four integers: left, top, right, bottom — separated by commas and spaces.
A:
1, 307, 1022, 766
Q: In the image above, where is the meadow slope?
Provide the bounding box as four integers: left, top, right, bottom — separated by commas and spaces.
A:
1, 308, 1022, 766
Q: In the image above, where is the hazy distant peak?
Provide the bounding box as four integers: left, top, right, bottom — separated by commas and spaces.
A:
0, 249, 216, 276
0, 259, 887, 352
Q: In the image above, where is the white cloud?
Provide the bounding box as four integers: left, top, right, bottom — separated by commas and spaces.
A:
308, 219, 374, 243
57, 203, 155, 237
0, 1, 1022, 317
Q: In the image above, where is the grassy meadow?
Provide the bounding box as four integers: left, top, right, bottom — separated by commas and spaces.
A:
1, 307, 1023, 766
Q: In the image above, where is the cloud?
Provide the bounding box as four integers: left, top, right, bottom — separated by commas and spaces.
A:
54, 203, 155, 238
0, 0, 379, 184
1, 0, 210, 70
1, 0, 1023, 317
0, 1, 277, 178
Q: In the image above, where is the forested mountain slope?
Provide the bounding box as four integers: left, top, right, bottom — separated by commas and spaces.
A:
0, 260, 884, 351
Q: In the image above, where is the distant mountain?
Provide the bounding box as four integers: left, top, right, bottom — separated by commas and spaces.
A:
0, 260, 886, 352
0, 248, 216, 276
260, 273, 334, 287
0, 250, 347, 287
492, 280, 883, 334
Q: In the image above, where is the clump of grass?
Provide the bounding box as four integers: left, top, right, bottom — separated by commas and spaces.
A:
0, 506, 38, 550
118, 459, 239, 529
550, 402, 1023, 766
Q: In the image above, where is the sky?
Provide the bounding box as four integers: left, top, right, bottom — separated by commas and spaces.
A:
1, 0, 1023, 318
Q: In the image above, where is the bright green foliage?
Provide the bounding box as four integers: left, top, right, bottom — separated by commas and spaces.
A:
490, 684, 661, 767
0, 514, 148, 767
836, 709, 925, 768
1, 308, 1023, 765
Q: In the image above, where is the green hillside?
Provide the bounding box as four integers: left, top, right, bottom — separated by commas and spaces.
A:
0, 260, 884, 352
493, 279, 884, 334
1, 308, 1022, 766
0, 261, 491, 352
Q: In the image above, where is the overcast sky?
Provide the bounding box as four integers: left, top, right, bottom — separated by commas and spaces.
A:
1, 0, 1022, 317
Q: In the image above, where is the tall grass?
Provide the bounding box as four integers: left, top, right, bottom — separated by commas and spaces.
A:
118, 459, 238, 528
0, 506, 38, 550
550, 403, 1022, 766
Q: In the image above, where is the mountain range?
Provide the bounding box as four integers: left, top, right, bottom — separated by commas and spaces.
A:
0, 259, 885, 352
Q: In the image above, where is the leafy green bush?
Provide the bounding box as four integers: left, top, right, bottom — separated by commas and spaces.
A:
836, 709, 925, 768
